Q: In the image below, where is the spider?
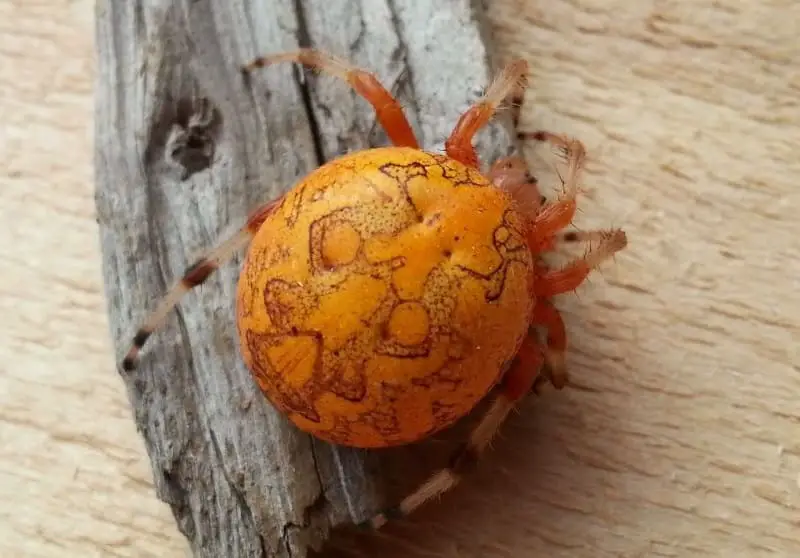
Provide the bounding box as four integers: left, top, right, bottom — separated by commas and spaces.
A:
120, 48, 627, 531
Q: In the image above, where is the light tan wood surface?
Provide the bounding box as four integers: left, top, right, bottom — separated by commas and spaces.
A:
2, 0, 798, 557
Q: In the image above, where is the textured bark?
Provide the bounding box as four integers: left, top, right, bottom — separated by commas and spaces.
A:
94, 0, 517, 556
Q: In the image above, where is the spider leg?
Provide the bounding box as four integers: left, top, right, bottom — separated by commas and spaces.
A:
528, 221, 624, 388
508, 130, 625, 295
533, 228, 627, 298
358, 332, 545, 530
530, 297, 569, 389
488, 130, 586, 239
119, 200, 280, 373
445, 59, 530, 168
242, 48, 418, 149
520, 131, 588, 250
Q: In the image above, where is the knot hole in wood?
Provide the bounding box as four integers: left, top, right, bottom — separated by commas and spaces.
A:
165, 97, 220, 180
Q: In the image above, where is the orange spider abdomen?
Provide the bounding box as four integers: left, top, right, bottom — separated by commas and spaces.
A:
235, 146, 534, 448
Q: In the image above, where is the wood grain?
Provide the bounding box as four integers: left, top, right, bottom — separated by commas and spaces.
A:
2, 0, 799, 557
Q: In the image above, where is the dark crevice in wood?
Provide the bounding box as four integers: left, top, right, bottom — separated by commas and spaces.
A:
383, 0, 422, 141
292, 0, 326, 167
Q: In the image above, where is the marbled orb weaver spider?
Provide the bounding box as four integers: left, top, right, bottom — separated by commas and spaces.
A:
120, 49, 627, 530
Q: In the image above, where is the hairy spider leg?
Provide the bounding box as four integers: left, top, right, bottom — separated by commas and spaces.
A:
524, 132, 626, 381
242, 48, 419, 149
529, 227, 625, 389
445, 59, 530, 168
533, 228, 626, 298
119, 201, 280, 373
359, 332, 545, 530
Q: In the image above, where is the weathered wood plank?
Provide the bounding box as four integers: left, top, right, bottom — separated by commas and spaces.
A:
94, 0, 518, 556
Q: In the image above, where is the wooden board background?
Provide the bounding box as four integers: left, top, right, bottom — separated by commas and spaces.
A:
2, 0, 798, 556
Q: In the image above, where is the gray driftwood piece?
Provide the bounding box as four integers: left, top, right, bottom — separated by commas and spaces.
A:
95, 1, 519, 556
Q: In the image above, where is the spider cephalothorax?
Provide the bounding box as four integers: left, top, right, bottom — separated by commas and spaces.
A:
120, 48, 627, 530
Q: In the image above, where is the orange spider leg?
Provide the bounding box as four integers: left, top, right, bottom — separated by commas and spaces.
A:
521, 131, 588, 251
119, 200, 281, 373
534, 229, 627, 298
527, 225, 625, 387
530, 297, 568, 389
242, 48, 418, 149
359, 333, 545, 530
445, 59, 530, 168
